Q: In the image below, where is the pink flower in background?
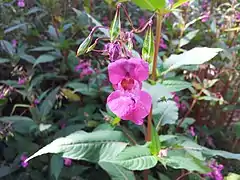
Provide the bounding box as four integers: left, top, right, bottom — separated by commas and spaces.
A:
189, 126, 196, 136
18, 77, 27, 85
107, 90, 152, 125
17, 0, 25, 7
182, 2, 189, 7
102, 16, 109, 26
235, 12, 240, 21
201, 11, 210, 22
139, 17, 146, 27
158, 149, 168, 158
34, 99, 40, 105
12, 39, 17, 48
204, 160, 224, 180
20, 155, 28, 168
159, 38, 167, 49
108, 58, 149, 89
75, 60, 94, 78
64, 158, 72, 166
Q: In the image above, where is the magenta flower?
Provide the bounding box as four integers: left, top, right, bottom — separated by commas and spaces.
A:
201, 12, 210, 22
159, 38, 167, 49
17, 0, 25, 7
107, 90, 152, 125
139, 17, 146, 27
108, 58, 149, 89
20, 155, 28, 168
12, 39, 17, 48
203, 160, 224, 180
34, 99, 40, 105
235, 12, 240, 21
75, 60, 94, 78
189, 126, 196, 136
18, 77, 27, 85
64, 158, 72, 166
102, 16, 109, 26
104, 42, 121, 61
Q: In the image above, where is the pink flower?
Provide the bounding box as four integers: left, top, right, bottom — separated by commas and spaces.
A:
12, 39, 17, 48
17, 0, 25, 7
104, 42, 121, 61
139, 17, 146, 27
201, 12, 210, 22
203, 160, 224, 180
18, 77, 27, 85
20, 155, 28, 168
158, 149, 168, 158
102, 16, 109, 26
159, 38, 167, 49
189, 126, 196, 136
107, 90, 152, 125
75, 60, 94, 78
108, 58, 149, 89
64, 158, 72, 166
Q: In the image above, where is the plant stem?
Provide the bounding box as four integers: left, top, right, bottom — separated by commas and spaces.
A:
146, 12, 163, 142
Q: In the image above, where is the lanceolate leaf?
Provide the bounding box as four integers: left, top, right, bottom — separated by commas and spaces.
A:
99, 162, 135, 180
149, 124, 161, 155
142, 25, 154, 63
25, 130, 128, 163
50, 155, 64, 180
110, 7, 121, 42
34, 54, 58, 67
110, 146, 157, 171
132, 0, 165, 11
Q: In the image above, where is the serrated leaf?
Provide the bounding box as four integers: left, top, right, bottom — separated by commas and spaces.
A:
30, 46, 55, 51
39, 87, 60, 120
110, 8, 121, 42
179, 30, 199, 47
26, 131, 128, 163
163, 47, 222, 71
110, 146, 157, 171
34, 54, 58, 67
0, 116, 37, 134
132, 0, 165, 11
99, 162, 135, 180
65, 82, 98, 96
50, 155, 64, 180
162, 80, 192, 92
76, 35, 92, 56
142, 26, 154, 63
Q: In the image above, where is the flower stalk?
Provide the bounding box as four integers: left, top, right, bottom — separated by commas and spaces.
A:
146, 12, 163, 141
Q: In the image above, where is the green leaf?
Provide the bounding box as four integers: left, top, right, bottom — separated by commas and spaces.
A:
163, 47, 222, 72
164, 154, 210, 173
50, 155, 64, 180
162, 80, 192, 92
65, 82, 98, 96
149, 124, 161, 155
172, 0, 190, 9
30, 46, 55, 51
131, 0, 165, 11
39, 87, 60, 120
179, 117, 195, 129
34, 54, 58, 67
99, 162, 135, 180
0, 58, 10, 64
225, 173, 240, 180
110, 146, 157, 171
84, 0, 91, 13
19, 54, 36, 64
179, 30, 199, 48
61, 88, 81, 101
4, 23, 28, 34
53, 124, 85, 138
0, 40, 14, 55
110, 7, 121, 42
25, 131, 128, 163
76, 35, 92, 56
142, 25, 154, 63
0, 116, 37, 134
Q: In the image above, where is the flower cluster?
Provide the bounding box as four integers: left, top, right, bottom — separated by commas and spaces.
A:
107, 58, 152, 125
75, 60, 94, 79
204, 160, 224, 180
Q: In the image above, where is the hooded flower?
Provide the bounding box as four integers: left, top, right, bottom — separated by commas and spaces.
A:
17, 0, 25, 7
64, 158, 72, 166
107, 90, 152, 125
104, 42, 121, 61
108, 58, 149, 90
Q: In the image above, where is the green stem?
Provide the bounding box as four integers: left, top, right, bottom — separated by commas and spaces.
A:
146, 12, 163, 142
